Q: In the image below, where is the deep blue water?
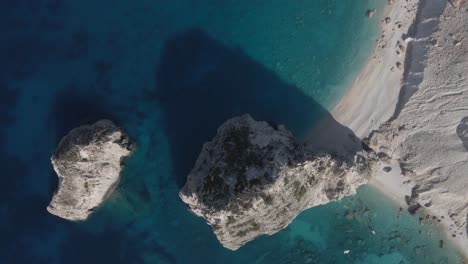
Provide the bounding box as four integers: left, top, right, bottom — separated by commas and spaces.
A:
0, 0, 465, 263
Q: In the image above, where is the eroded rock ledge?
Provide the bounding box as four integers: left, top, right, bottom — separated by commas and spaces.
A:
180, 115, 373, 250
47, 120, 133, 221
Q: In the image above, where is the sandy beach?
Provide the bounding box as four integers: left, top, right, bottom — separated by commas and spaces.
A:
332, 0, 419, 138
332, 0, 468, 258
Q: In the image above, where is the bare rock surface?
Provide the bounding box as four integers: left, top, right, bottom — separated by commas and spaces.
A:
180, 115, 373, 250
47, 120, 133, 221
369, 0, 468, 251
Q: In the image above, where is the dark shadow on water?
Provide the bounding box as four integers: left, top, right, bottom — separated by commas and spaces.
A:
48, 85, 119, 140
155, 28, 363, 188
0, 25, 366, 263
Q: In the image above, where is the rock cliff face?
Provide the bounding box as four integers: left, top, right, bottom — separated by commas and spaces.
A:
47, 120, 133, 221
180, 115, 373, 250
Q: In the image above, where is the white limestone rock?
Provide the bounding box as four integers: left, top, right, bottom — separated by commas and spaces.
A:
47, 120, 133, 221
179, 115, 373, 250
368, 1, 468, 250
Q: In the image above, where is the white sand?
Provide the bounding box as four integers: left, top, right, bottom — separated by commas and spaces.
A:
369, 160, 413, 206
332, 0, 420, 138
332, 0, 468, 257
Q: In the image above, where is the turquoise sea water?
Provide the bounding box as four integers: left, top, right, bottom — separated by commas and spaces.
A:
0, 0, 464, 263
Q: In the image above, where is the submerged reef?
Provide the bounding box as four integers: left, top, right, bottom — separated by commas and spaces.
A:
180, 115, 374, 250
47, 120, 133, 221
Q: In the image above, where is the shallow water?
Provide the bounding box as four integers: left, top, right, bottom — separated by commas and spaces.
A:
0, 0, 465, 263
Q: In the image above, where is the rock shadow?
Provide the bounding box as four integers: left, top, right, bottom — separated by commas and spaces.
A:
48, 85, 118, 141
154, 29, 364, 187
456, 116, 468, 151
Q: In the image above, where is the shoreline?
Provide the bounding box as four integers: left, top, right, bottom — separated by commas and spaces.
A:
331, 0, 419, 138
331, 0, 468, 260
369, 172, 468, 262
369, 162, 468, 262
368, 161, 413, 207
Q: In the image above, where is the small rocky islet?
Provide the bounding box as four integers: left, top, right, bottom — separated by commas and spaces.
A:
48, 115, 375, 249
47, 120, 134, 221
180, 114, 375, 250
